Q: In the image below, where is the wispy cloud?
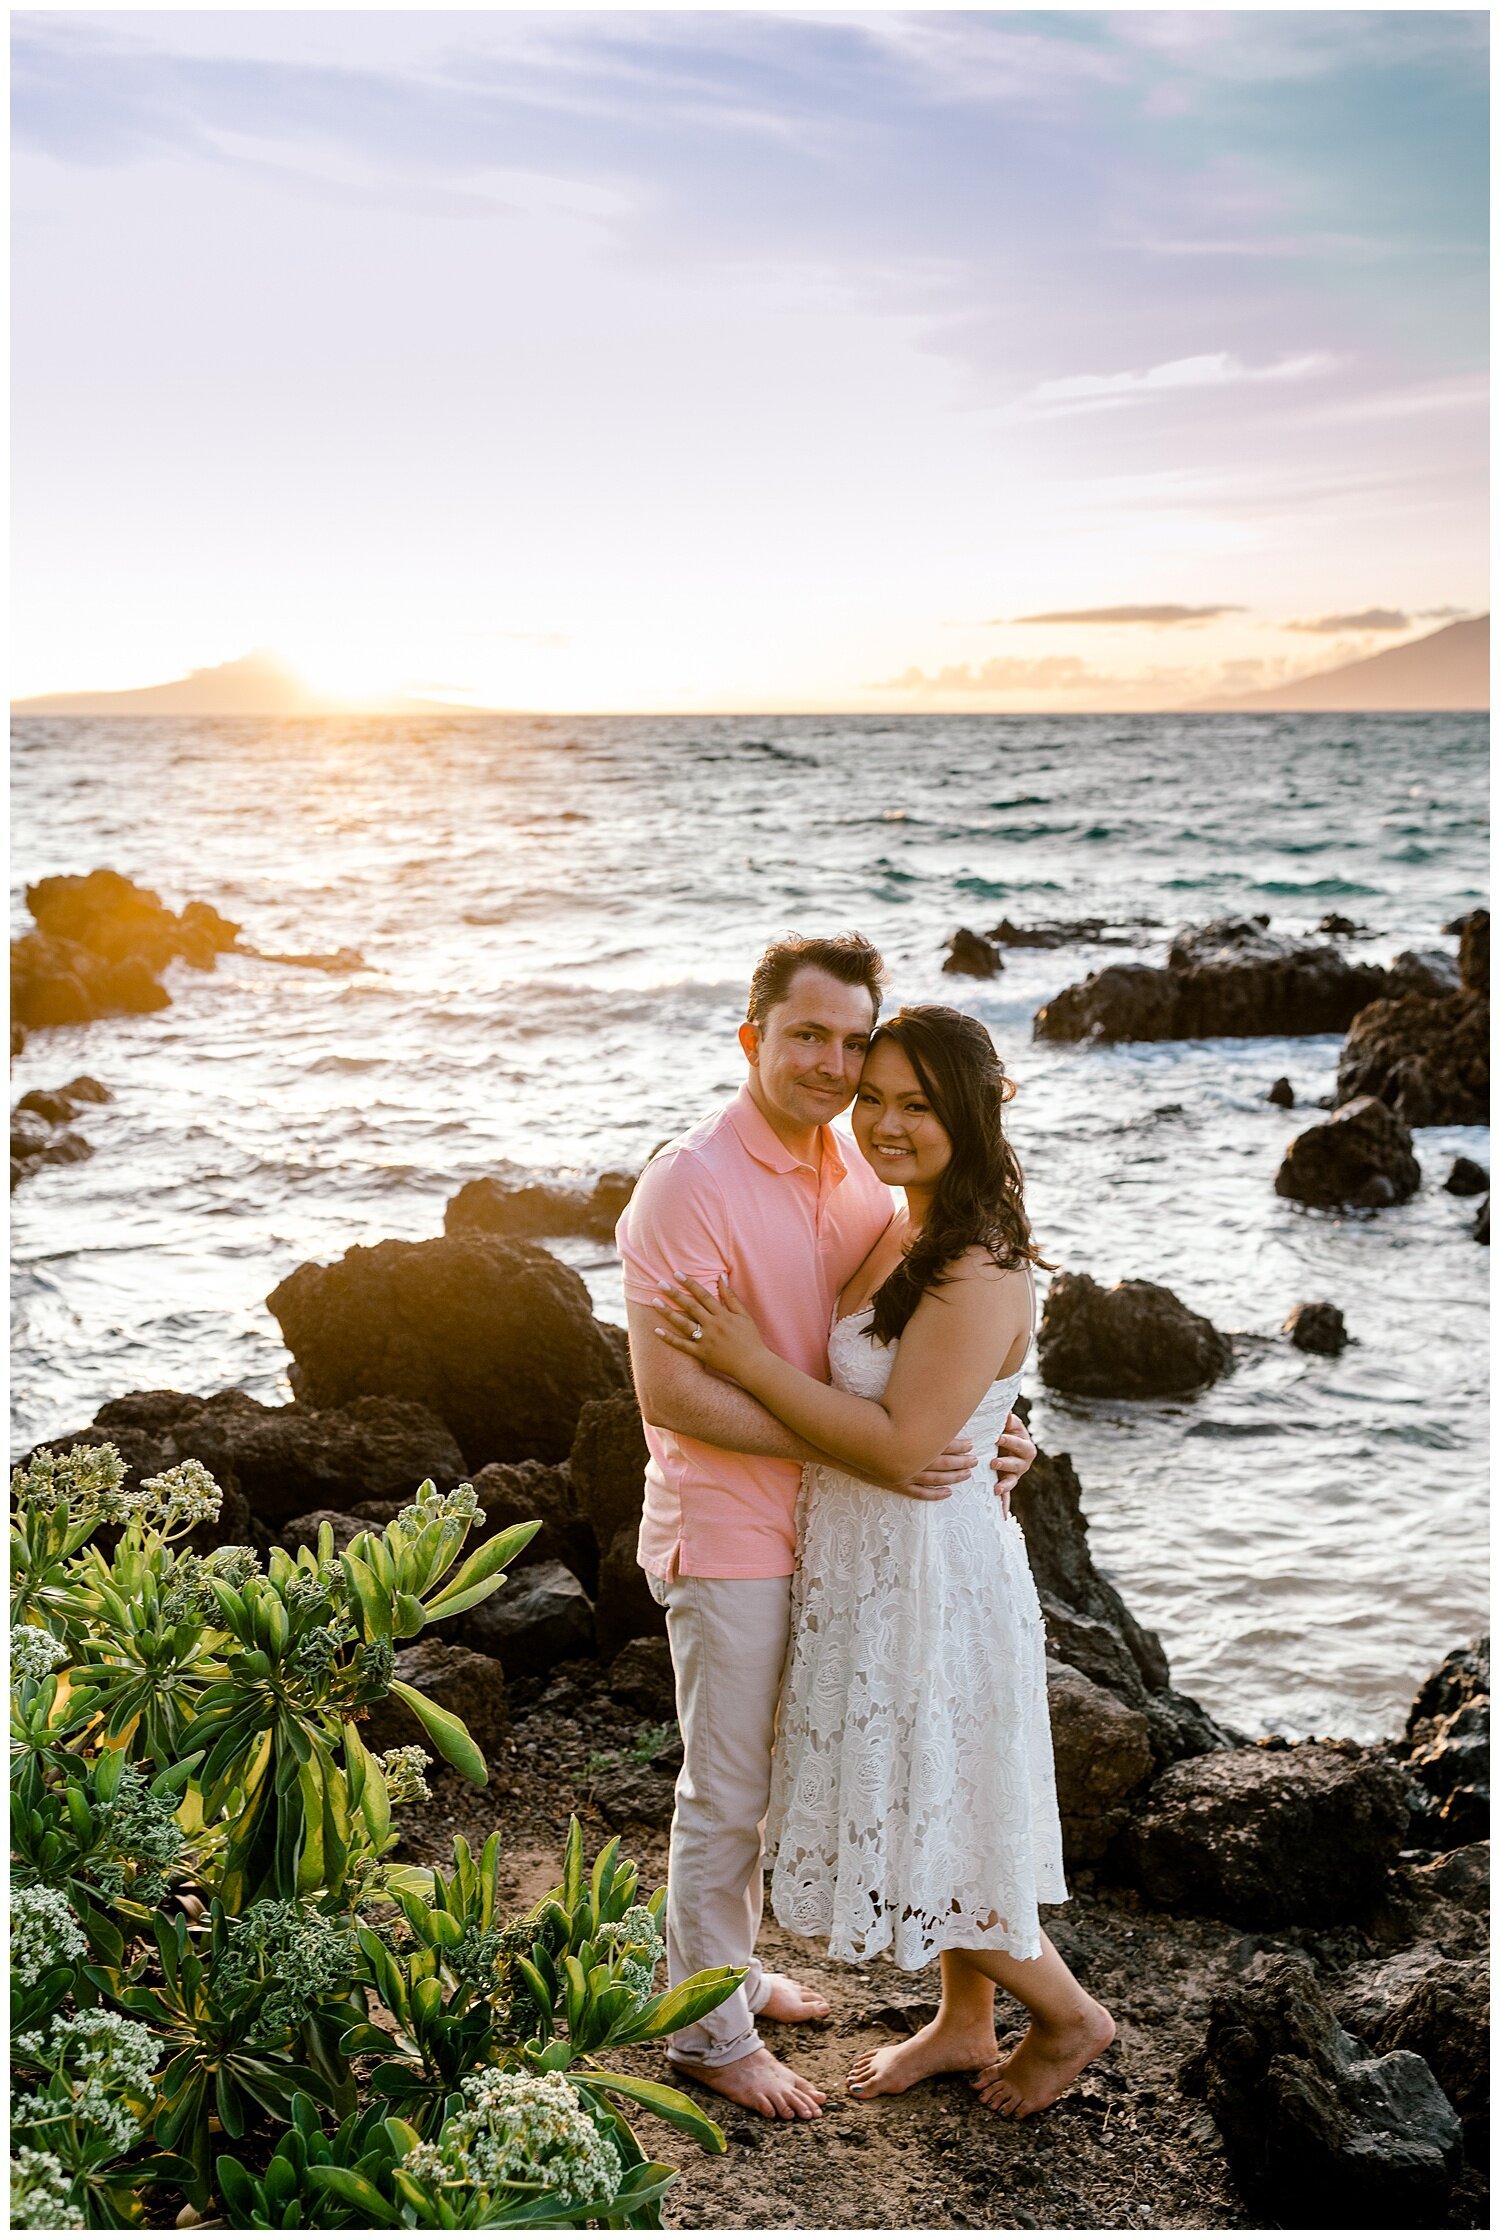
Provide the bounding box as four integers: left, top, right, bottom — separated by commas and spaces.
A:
1009, 604, 1244, 627
1285, 609, 1411, 635
1019, 351, 1334, 418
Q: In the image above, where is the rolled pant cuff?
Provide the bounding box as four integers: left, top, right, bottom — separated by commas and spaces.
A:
666, 2027, 764, 2071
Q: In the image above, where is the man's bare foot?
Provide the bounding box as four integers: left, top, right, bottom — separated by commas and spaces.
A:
755, 1972, 832, 2024
848, 2015, 1001, 2099
668, 2047, 828, 2120
970, 2001, 1115, 2118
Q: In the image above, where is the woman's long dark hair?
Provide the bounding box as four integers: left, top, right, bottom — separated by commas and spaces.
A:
864, 1005, 1053, 1344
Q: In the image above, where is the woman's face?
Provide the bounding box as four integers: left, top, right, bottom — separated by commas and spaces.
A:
852, 1037, 952, 1193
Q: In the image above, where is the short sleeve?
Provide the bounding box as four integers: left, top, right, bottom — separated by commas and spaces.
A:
616, 1151, 730, 1303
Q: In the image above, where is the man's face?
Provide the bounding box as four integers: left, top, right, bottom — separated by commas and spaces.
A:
739, 966, 877, 1136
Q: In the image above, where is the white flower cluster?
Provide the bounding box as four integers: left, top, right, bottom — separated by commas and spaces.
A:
12, 1624, 67, 1684
598, 1904, 665, 2001
13, 2012, 158, 2157
214, 1901, 354, 2035
11, 1888, 88, 1988
137, 1458, 223, 1531
400, 2067, 623, 2209
398, 1481, 484, 1534
11, 1443, 129, 1521
375, 1744, 432, 1804
9, 2147, 83, 2230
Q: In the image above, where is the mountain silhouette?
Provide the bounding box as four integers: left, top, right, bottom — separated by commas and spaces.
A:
1189, 615, 1488, 713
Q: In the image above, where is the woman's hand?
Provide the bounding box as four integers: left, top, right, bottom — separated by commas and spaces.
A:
653, 1273, 771, 1384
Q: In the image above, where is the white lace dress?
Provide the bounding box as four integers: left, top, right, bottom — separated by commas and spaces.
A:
766, 1311, 1067, 1971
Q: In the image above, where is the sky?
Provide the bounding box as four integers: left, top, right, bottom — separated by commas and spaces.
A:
11, 8, 1489, 712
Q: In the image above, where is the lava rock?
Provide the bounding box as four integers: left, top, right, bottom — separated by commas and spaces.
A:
1014, 1447, 1234, 1770
568, 1388, 650, 1551
1444, 1155, 1489, 1198
278, 1508, 373, 1556
1319, 912, 1365, 937
444, 1559, 595, 1679
26, 1389, 468, 1534
1336, 913, 1488, 1126
1336, 1953, 1489, 2160
1037, 1271, 1233, 1399
11, 871, 240, 1030
266, 1233, 628, 1469
941, 927, 1003, 979
1114, 1741, 1410, 1928
445, 1169, 637, 1244
1046, 1659, 1154, 1864
1033, 916, 1387, 1045
468, 1458, 594, 1586
1266, 1076, 1295, 1108
1184, 1951, 1461, 2227
590, 1756, 678, 1831
1274, 1095, 1421, 1209
363, 1640, 509, 1771
1387, 948, 1463, 999
1396, 1637, 1489, 1848
607, 1636, 678, 1723
59, 1075, 111, 1105
1283, 1302, 1349, 1356
10, 928, 171, 1027
1475, 1195, 1490, 1245
16, 1086, 79, 1125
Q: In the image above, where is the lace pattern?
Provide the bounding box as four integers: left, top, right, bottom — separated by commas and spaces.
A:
767, 1313, 1068, 1971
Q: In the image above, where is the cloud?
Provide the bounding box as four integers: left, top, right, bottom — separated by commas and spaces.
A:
1285, 609, 1411, 634
874, 655, 1195, 694
1019, 351, 1335, 417
1008, 604, 1244, 627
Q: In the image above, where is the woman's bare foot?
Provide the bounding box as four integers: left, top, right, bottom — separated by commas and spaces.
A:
847, 2016, 1001, 2099
970, 2001, 1115, 2118
756, 1972, 831, 2024
668, 2047, 827, 2120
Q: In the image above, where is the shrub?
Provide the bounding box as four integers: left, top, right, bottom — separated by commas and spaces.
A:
9, 1448, 737, 2227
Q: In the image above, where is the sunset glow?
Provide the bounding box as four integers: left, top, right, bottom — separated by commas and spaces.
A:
12, 11, 1488, 712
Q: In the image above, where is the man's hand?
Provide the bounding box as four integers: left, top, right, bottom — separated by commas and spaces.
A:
892, 1436, 975, 1504
991, 1411, 1036, 1517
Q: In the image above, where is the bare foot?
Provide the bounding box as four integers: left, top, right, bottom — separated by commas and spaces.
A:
668, 2047, 828, 2120
848, 2015, 1001, 2100
755, 1972, 832, 2024
970, 2001, 1115, 2118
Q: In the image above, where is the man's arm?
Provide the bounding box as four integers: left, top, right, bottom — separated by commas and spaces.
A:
624, 1300, 973, 1493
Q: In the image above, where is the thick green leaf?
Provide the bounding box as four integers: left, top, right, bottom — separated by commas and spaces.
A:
421, 1520, 540, 1619
612, 1967, 745, 2045
579, 2071, 727, 2153
214, 2155, 258, 2224
385, 1680, 488, 1786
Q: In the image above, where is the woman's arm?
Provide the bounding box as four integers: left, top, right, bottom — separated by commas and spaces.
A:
653, 1255, 1030, 1488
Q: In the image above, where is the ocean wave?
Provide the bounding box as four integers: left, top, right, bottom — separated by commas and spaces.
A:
1250, 878, 1381, 897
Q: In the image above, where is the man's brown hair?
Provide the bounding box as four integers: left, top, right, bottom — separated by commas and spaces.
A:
745, 932, 888, 1028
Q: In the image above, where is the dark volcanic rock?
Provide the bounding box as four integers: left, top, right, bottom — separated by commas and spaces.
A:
590, 1755, 679, 1831
266, 1234, 628, 1469
607, 1637, 677, 1723
278, 1508, 372, 1556
1185, 1951, 1461, 2227
1115, 1741, 1410, 1928
1033, 915, 1387, 1045
1386, 948, 1462, 999
1283, 1301, 1349, 1356
1014, 1447, 1233, 1771
986, 915, 1133, 950
445, 1169, 637, 1244
1046, 1658, 1153, 1864
444, 1558, 595, 1678
1266, 1075, 1295, 1108
1443, 1155, 1489, 1198
1396, 1637, 1489, 1848
10, 1099, 93, 1186
363, 1641, 509, 1770
1336, 1953, 1490, 2159
27, 1388, 467, 1533
1274, 1095, 1421, 1209
468, 1459, 593, 1586
568, 1389, 662, 1661
12, 870, 240, 1030
941, 927, 1003, 980
1475, 1195, 1490, 1245
1336, 912, 1488, 1126
1037, 1271, 1232, 1399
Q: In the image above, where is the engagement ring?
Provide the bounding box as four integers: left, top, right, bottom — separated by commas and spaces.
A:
689, 1322, 704, 1341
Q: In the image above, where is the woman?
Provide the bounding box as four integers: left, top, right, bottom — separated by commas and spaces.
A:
654, 1005, 1113, 2119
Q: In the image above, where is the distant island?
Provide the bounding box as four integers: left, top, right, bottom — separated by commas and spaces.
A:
1188, 615, 1488, 713
10, 649, 493, 718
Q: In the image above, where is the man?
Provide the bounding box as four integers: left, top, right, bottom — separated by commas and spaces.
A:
616, 933, 1037, 2120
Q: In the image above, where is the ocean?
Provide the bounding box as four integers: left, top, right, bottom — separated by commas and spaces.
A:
10, 710, 1489, 1740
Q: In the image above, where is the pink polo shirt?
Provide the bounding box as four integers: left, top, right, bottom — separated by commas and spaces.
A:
616, 1084, 898, 1579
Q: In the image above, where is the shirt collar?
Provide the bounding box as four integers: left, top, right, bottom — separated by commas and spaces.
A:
729, 1083, 850, 1183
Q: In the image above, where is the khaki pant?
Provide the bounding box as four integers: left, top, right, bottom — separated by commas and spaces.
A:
646, 1570, 792, 2067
